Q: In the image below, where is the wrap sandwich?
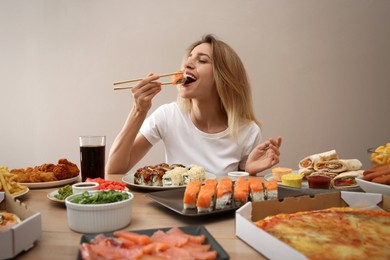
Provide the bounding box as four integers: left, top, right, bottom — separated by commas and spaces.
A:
299, 150, 339, 169
314, 159, 362, 173
330, 170, 364, 189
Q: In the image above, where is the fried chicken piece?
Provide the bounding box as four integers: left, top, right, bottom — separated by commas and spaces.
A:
10, 168, 31, 183
34, 163, 56, 172
58, 158, 80, 175
29, 171, 44, 182
53, 159, 80, 180
11, 158, 79, 182
40, 171, 57, 182
25, 167, 34, 173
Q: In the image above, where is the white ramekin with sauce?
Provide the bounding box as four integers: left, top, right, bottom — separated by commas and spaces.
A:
72, 182, 99, 194
228, 171, 249, 181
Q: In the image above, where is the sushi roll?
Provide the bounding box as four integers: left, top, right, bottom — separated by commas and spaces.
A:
204, 179, 217, 187
183, 165, 206, 184
196, 183, 216, 213
233, 177, 249, 207
215, 178, 233, 210
134, 167, 152, 186
183, 181, 202, 209
263, 180, 278, 200
151, 170, 165, 186
248, 177, 265, 201
163, 167, 186, 186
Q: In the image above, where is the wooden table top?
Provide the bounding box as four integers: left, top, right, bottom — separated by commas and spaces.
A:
15, 174, 265, 259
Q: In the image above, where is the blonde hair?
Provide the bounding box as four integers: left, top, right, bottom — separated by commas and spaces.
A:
177, 34, 261, 140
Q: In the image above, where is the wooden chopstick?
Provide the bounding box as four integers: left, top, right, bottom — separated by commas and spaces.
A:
113, 71, 183, 86
113, 82, 172, 90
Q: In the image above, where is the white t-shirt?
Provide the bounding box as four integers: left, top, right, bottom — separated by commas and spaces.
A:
140, 102, 262, 176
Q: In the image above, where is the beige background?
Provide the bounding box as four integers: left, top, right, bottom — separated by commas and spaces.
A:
1, 0, 389, 174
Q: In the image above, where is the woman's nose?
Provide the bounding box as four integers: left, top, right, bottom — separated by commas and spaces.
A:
184, 57, 195, 69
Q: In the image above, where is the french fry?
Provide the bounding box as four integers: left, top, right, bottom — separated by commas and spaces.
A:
0, 166, 28, 196
370, 143, 390, 167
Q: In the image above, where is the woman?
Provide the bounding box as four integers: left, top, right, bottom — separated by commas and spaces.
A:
106, 34, 282, 176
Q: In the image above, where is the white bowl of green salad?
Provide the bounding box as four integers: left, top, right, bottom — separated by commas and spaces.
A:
65, 190, 133, 233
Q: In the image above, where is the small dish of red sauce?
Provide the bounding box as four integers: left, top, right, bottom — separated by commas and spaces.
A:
307, 176, 331, 189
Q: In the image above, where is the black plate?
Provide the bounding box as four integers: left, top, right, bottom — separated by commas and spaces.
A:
146, 188, 240, 217
78, 225, 229, 260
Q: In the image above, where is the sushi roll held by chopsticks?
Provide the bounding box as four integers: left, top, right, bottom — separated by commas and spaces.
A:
113, 70, 187, 90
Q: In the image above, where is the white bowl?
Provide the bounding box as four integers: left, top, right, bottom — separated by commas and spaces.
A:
72, 182, 99, 194
65, 190, 133, 233
228, 171, 249, 181
356, 177, 390, 195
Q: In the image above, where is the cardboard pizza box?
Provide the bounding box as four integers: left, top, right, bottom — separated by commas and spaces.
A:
0, 192, 42, 259
235, 191, 390, 260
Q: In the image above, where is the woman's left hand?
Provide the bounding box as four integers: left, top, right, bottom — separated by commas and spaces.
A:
245, 136, 282, 176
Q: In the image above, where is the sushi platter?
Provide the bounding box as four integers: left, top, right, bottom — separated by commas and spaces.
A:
146, 188, 240, 217
146, 177, 274, 217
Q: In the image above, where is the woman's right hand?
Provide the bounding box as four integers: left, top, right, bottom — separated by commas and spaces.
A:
131, 73, 162, 112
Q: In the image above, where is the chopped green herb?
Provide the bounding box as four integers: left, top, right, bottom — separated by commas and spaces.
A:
54, 185, 73, 200
70, 190, 129, 204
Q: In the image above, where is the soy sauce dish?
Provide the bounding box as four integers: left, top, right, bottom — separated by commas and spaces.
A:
72, 182, 99, 194
228, 171, 249, 181
65, 190, 134, 233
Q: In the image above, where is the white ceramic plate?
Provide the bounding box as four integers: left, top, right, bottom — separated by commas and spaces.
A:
20, 175, 80, 189
356, 176, 390, 195
122, 172, 217, 191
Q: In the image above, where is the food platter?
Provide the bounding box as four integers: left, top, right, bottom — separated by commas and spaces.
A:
77, 226, 229, 260
122, 172, 217, 191
146, 188, 239, 217
20, 175, 80, 189
264, 171, 364, 194
355, 177, 390, 195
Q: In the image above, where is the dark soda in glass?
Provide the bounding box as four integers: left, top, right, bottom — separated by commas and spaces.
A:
80, 145, 105, 182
